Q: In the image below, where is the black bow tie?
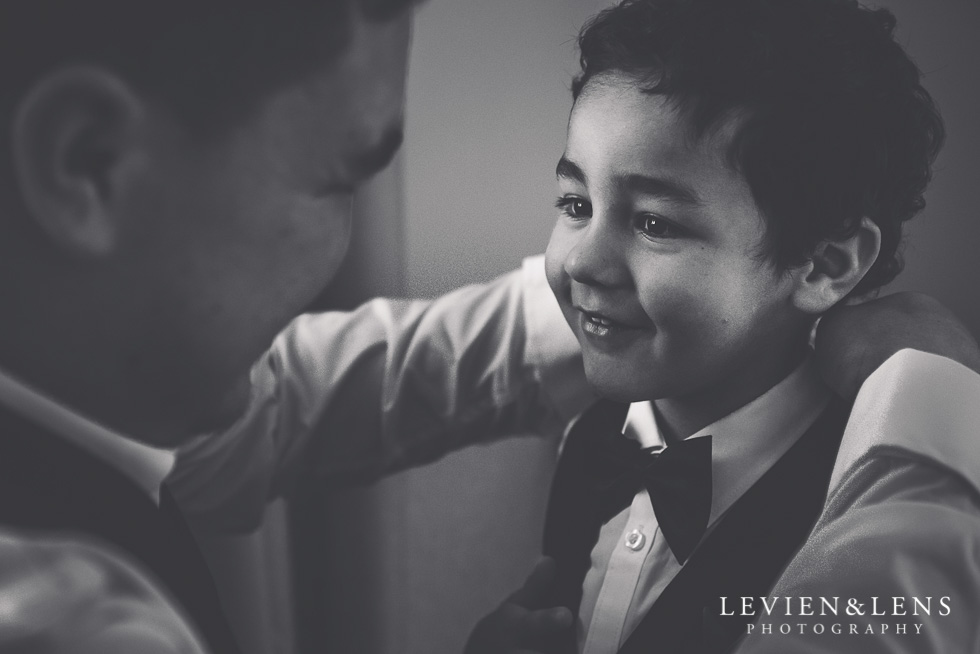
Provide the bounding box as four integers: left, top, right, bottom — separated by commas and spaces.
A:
590, 429, 713, 564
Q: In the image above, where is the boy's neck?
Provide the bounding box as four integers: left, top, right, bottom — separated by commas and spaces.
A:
653, 342, 811, 444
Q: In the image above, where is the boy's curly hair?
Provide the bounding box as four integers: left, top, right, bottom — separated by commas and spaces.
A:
574, 0, 944, 294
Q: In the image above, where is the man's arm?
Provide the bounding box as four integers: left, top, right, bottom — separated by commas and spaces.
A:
735, 403, 980, 654
735, 452, 980, 654
735, 294, 980, 653
168, 256, 591, 533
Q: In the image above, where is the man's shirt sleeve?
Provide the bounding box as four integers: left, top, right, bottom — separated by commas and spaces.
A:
735, 350, 980, 653
167, 255, 590, 532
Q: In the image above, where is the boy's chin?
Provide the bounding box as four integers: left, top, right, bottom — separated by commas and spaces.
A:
583, 364, 666, 404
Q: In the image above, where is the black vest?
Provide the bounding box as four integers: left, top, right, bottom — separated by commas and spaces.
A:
0, 405, 241, 654
544, 397, 849, 654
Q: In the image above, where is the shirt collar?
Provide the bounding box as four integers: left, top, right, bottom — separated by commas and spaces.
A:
0, 367, 175, 504
622, 356, 831, 525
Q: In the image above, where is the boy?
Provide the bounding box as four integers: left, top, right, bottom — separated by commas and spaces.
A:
530, 0, 953, 652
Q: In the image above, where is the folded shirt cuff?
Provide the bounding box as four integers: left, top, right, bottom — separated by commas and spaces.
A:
521, 255, 593, 422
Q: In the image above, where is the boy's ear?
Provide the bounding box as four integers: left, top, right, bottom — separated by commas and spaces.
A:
790, 216, 882, 315
10, 65, 147, 258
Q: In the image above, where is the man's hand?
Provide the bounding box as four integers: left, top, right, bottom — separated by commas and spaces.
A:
815, 292, 980, 400
0, 530, 207, 654
464, 557, 573, 654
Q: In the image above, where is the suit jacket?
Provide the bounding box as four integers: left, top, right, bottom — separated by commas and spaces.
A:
544, 397, 850, 654
0, 404, 240, 654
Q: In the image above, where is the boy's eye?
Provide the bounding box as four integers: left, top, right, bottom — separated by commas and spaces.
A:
555, 196, 593, 219
636, 214, 680, 239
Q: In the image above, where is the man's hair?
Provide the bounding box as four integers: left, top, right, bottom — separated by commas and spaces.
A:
573, 0, 944, 294
0, 0, 420, 139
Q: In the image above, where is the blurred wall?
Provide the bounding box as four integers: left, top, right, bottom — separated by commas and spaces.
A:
877, 0, 980, 336
404, 0, 609, 292
289, 160, 410, 654
395, 1, 610, 653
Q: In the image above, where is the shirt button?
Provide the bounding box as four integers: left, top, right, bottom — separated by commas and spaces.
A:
624, 528, 646, 551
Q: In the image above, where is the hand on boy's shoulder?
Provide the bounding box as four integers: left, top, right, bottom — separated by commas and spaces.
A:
0, 530, 207, 654
814, 292, 980, 400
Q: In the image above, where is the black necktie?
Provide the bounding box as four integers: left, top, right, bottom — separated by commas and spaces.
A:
589, 420, 713, 565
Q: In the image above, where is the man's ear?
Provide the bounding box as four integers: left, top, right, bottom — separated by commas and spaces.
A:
10, 66, 146, 258
790, 217, 882, 315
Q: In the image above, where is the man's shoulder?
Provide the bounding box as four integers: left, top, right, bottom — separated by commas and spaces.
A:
785, 451, 980, 598
0, 529, 206, 653
825, 450, 980, 535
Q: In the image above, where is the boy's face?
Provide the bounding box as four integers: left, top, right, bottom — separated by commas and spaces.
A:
545, 74, 809, 407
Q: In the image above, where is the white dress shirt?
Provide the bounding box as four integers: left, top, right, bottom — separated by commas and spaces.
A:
0, 367, 175, 503
735, 350, 980, 654
576, 357, 831, 653
169, 255, 591, 532
0, 255, 584, 654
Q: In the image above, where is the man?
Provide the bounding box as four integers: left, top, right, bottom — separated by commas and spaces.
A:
0, 3, 976, 654
0, 2, 420, 651
0, 1, 595, 650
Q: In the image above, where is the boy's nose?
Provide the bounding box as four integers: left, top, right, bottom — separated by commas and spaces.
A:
564, 219, 630, 289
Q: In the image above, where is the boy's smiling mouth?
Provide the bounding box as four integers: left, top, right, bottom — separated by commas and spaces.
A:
582, 310, 617, 337
574, 305, 651, 346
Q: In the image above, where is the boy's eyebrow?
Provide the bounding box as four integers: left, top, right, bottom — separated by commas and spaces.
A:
557, 155, 702, 206
621, 174, 702, 206
556, 155, 587, 183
